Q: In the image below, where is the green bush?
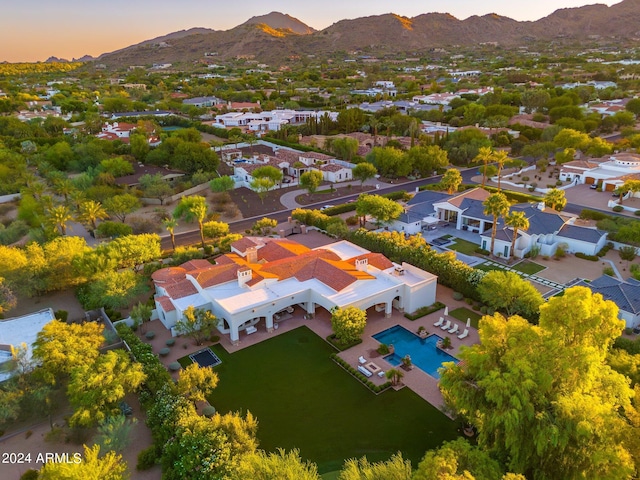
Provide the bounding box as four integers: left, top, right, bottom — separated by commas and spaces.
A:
480, 306, 488, 314
168, 362, 182, 372
166, 338, 176, 347
202, 405, 216, 418
145, 331, 156, 340
465, 298, 474, 305
575, 252, 599, 261
404, 301, 445, 320
475, 247, 490, 255
452, 292, 464, 301
377, 343, 390, 355
137, 445, 159, 470
210, 335, 220, 343
597, 242, 614, 257
54, 309, 68, 322
603, 266, 615, 276
159, 347, 170, 357
580, 209, 609, 221
635, 210, 640, 216
613, 206, 624, 212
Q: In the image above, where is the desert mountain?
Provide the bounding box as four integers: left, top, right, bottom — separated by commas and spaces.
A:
95, 0, 640, 67
242, 11, 316, 35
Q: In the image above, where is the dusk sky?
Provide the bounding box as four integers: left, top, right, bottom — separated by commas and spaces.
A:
1, 0, 621, 63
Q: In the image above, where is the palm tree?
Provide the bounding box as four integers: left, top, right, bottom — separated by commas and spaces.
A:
163, 217, 178, 251
406, 119, 420, 148
79, 200, 108, 231
385, 368, 404, 386
473, 146, 493, 189
505, 210, 530, 262
53, 178, 75, 202
47, 205, 74, 236
483, 192, 510, 258
493, 150, 509, 191
368, 117, 379, 147
543, 188, 567, 211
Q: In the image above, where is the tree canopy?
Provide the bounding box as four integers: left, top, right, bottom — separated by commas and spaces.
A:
439, 286, 635, 480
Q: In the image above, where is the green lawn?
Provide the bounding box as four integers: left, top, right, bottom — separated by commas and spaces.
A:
448, 238, 480, 256
511, 260, 545, 275
449, 307, 482, 329
474, 263, 501, 273
180, 327, 458, 474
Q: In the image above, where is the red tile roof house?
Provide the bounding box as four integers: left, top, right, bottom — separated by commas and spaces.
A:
152, 237, 437, 344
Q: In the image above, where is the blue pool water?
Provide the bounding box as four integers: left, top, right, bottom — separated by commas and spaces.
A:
373, 325, 458, 379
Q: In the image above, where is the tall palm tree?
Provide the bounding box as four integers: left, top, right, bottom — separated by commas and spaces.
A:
483, 192, 510, 258
368, 117, 379, 147
493, 150, 509, 191
406, 119, 419, 148
505, 210, 530, 262
163, 217, 178, 251
79, 200, 108, 231
47, 205, 74, 236
473, 146, 494, 189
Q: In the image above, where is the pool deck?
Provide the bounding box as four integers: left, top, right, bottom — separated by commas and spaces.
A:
139, 285, 478, 414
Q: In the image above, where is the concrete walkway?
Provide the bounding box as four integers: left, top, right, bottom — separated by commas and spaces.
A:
279, 178, 394, 209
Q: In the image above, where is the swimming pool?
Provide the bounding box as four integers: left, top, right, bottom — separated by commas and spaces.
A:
373, 325, 458, 379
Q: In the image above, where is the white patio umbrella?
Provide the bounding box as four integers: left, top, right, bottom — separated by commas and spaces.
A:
444, 306, 449, 316
466, 318, 471, 328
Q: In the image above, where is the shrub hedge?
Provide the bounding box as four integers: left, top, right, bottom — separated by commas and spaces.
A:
404, 302, 446, 320
330, 353, 392, 394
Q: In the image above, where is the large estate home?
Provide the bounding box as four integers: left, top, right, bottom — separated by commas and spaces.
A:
391, 188, 607, 258
559, 153, 640, 192
152, 237, 437, 344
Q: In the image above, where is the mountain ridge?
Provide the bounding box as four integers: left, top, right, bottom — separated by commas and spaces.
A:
91, 2, 640, 67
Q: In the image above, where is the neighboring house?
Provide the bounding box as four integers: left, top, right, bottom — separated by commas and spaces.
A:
152, 238, 438, 344
183, 96, 223, 108
479, 204, 608, 258
0, 308, 56, 382
575, 276, 640, 328
392, 188, 607, 258
97, 122, 162, 146
559, 153, 640, 191
214, 109, 338, 132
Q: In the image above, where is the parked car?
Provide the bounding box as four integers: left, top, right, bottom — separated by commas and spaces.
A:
590, 184, 598, 189
320, 205, 333, 211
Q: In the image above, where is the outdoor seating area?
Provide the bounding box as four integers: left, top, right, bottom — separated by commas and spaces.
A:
358, 365, 373, 377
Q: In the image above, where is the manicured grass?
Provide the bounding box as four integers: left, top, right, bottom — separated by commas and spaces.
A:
474, 263, 501, 272
448, 238, 480, 256
180, 327, 458, 474
449, 307, 482, 329
511, 260, 545, 275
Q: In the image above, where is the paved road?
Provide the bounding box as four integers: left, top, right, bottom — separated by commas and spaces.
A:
162, 168, 478, 250
160, 166, 622, 250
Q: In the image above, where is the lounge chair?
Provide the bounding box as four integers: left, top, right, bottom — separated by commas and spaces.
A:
378, 371, 385, 378
358, 365, 373, 377
458, 328, 469, 340
433, 316, 444, 327
358, 356, 367, 364
448, 323, 459, 335
441, 319, 451, 331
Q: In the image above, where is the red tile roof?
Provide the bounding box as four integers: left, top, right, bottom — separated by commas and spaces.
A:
164, 279, 198, 299
156, 296, 176, 312
180, 259, 213, 271
152, 266, 186, 284
232, 237, 259, 254
346, 253, 394, 271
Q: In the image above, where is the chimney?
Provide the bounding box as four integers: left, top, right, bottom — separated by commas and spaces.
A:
246, 246, 258, 263
237, 267, 252, 288
355, 257, 368, 271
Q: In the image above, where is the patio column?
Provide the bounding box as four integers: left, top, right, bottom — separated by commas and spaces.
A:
230, 324, 240, 345
456, 215, 463, 230
266, 314, 274, 333
480, 220, 485, 233
306, 303, 316, 315
385, 302, 392, 318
